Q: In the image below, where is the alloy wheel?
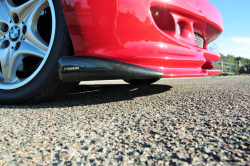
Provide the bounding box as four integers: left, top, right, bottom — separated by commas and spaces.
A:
0, 0, 55, 90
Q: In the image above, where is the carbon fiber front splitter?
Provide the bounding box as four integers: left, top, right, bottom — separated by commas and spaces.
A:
58, 56, 164, 82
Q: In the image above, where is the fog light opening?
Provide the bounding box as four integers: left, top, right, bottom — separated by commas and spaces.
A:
202, 61, 214, 70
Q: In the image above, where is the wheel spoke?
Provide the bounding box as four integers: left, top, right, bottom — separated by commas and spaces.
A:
0, 46, 20, 83
17, 40, 46, 59
24, 31, 48, 52
0, 0, 10, 23
4, 0, 40, 24
0, 72, 4, 80
0, 39, 9, 81
24, 0, 49, 52
0, 39, 7, 80
0, 39, 45, 83
0, 1, 10, 37
0, 31, 6, 38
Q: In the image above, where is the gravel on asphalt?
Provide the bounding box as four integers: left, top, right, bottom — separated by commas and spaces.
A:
0, 76, 249, 165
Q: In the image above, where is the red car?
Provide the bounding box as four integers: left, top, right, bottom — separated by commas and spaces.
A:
0, 0, 223, 104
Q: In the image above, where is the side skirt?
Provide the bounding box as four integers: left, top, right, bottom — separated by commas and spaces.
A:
58, 56, 164, 82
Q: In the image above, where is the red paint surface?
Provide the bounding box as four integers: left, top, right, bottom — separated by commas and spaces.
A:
59, 0, 223, 77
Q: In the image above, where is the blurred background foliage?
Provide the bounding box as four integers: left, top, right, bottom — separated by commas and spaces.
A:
208, 43, 250, 74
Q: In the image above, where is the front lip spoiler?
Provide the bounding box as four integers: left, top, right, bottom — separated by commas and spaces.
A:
58, 56, 164, 82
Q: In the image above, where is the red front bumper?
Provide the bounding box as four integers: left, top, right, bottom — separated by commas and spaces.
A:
60, 0, 223, 77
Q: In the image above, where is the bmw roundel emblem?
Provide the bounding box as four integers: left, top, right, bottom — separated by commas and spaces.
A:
9, 26, 20, 41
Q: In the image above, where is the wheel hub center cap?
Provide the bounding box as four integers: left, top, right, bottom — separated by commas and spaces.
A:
9, 26, 20, 41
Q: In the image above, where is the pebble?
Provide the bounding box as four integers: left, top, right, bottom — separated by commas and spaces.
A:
191, 156, 201, 165
176, 152, 184, 159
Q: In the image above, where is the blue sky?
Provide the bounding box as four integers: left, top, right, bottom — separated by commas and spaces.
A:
208, 0, 250, 59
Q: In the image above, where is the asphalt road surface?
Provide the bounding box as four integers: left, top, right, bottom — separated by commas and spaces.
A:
0, 76, 250, 165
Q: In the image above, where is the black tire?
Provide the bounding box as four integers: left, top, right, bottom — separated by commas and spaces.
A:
123, 78, 160, 85
0, 0, 79, 104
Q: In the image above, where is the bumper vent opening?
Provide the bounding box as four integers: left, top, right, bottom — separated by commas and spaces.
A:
150, 6, 176, 37
195, 33, 204, 48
